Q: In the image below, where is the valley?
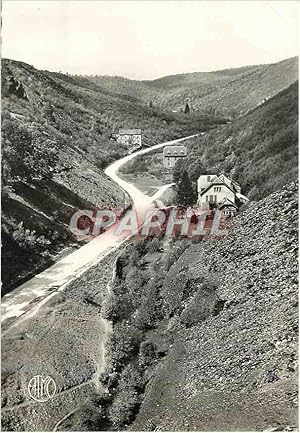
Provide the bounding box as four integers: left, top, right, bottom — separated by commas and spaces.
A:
2, 58, 221, 293
1, 55, 298, 432
87, 57, 298, 118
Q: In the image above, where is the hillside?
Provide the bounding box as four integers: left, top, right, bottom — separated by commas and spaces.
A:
88, 57, 298, 117
99, 181, 297, 431
2, 59, 223, 293
2, 183, 297, 431
1, 60, 127, 293
181, 81, 298, 200
120, 80, 298, 205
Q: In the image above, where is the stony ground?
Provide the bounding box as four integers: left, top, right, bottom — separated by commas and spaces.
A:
1, 182, 298, 431
98, 181, 297, 432
129, 182, 298, 431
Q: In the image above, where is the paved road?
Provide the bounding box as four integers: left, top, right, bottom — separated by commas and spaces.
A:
1, 134, 197, 326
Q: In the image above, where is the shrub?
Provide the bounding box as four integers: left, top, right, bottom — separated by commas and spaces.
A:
139, 341, 157, 366
108, 388, 139, 428
180, 282, 217, 327
145, 237, 162, 254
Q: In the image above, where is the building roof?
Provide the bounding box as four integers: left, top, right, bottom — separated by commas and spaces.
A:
119, 129, 141, 135
200, 182, 235, 197
236, 192, 249, 202
218, 197, 238, 210
219, 173, 240, 192
163, 145, 187, 157
199, 173, 241, 196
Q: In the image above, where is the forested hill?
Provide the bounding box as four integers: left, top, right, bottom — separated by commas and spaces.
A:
181, 81, 298, 201
2, 59, 223, 169
86, 56, 298, 117
1, 58, 223, 292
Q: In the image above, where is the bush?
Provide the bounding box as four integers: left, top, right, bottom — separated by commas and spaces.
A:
110, 322, 144, 366
139, 341, 157, 366
108, 388, 139, 428
145, 237, 162, 254
180, 282, 217, 327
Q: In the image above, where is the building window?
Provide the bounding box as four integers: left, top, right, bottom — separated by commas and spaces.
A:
214, 195, 217, 202
214, 186, 221, 192
209, 195, 213, 202
207, 176, 211, 182
206, 195, 208, 202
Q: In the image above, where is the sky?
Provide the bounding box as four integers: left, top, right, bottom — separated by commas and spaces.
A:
2, 1, 298, 79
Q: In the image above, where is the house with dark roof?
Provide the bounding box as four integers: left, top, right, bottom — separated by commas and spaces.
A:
197, 174, 248, 217
218, 197, 239, 217
163, 145, 187, 169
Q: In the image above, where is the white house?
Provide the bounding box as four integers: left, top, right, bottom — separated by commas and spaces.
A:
113, 129, 142, 148
163, 145, 187, 169
197, 173, 246, 216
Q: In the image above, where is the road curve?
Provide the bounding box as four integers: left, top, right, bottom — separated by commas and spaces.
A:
1, 134, 198, 326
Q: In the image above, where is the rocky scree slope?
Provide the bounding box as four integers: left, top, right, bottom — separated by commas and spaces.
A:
101, 182, 297, 431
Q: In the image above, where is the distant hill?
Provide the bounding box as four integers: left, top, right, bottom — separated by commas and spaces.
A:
87, 57, 298, 117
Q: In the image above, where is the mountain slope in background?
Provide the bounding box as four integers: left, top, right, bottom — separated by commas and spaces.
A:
88, 57, 298, 117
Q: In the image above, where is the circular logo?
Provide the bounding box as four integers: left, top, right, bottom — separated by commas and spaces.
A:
28, 375, 57, 402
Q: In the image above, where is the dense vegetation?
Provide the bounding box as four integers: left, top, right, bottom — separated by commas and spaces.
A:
181, 82, 298, 200
100, 238, 192, 429
124, 81, 298, 203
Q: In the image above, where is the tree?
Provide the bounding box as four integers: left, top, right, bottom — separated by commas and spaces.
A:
188, 158, 206, 182
176, 170, 197, 206
184, 102, 190, 114
173, 158, 186, 184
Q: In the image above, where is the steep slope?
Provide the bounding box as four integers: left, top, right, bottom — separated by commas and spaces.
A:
101, 181, 297, 431
1, 61, 125, 293
88, 57, 298, 117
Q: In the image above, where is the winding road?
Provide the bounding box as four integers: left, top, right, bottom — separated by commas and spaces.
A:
1, 134, 198, 326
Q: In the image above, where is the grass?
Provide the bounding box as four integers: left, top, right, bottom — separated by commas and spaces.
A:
119, 173, 163, 196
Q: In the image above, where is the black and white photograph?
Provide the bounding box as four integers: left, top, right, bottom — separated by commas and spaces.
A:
1, 1, 298, 431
